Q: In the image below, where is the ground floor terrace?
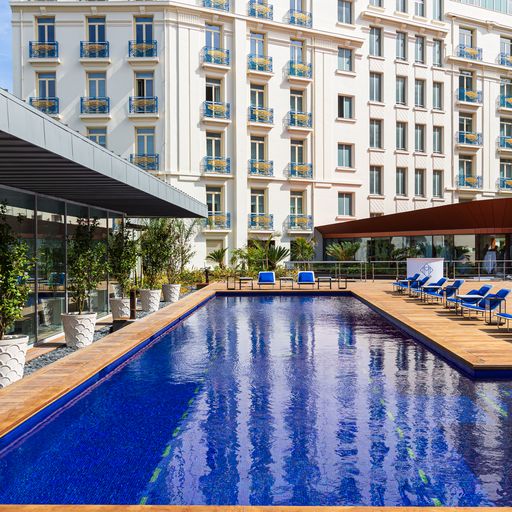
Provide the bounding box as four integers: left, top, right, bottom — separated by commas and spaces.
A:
3, 282, 512, 508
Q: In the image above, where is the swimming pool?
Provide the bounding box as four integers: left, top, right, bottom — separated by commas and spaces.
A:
0, 294, 511, 506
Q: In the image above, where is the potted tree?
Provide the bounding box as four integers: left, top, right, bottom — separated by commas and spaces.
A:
0, 204, 34, 388
108, 224, 138, 321
62, 218, 107, 349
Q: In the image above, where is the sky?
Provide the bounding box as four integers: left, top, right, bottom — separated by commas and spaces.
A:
0, 0, 12, 91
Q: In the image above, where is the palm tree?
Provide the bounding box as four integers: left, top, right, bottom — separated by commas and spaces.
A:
291, 237, 315, 262
326, 241, 360, 261
206, 248, 228, 269
267, 245, 290, 270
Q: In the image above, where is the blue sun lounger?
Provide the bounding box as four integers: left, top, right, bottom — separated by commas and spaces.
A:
460, 288, 510, 323
392, 273, 420, 293
423, 279, 464, 304
256, 271, 276, 288
297, 271, 316, 288
411, 277, 448, 300
446, 284, 492, 314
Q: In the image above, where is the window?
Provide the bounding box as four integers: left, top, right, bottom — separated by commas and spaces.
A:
396, 76, 407, 105
37, 72, 56, 98
501, 36, 512, 56
205, 23, 221, 48
290, 89, 304, 111
414, 169, 425, 197
415, 36, 425, 64
433, 82, 443, 109
206, 132, 222, 157
37, 17, 55, 43
396, 32, 407, 60
415, 0, 425, 16
87, 17, 106, 43
135, 71, 154, 97
459, 113, 473, 133
459, 156, 473, 177
459, 28, 474, 48
500, 159, 512, 178
369, 27, 382, 57
338, 95, 354, 119
338, 144, 353, 167
250, 32, 265, 56
396, 168, 407, 196
206, 77, 222, 102
500, 119, 512, 138
251, 136, 266, 160
369, 72, 383, 102
502, 78, 512, 97
396, 122, 407, 150
87, 127, 106, 148
251, 189, 266, 215
291, 139, 305, 163
433, 0, 443, 20
415, 124, 425, 152
433, 39, 443, 66
415, 79, 425, 107
369, 119, 382, 148
251, 83, 266, 108
370, 0, 383, 5
433, 170, 443, 197
338, 0, 353, 24
338, 193, 353, 216
459, 70, 474, 91
290, 38, 304, 62
136, 127, 155, 155
87, 72, 106, 98
135, 16, 153, 43
433, 126, 443, 154
338, 48, 353, 71
370, 166, 382, 195
290, 0, 305, 10
206, 186, 222, 214
290, 191, 304, 215
397, 0, 407, 13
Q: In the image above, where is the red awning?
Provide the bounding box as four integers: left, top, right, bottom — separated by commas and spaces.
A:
317, 198, 512, 239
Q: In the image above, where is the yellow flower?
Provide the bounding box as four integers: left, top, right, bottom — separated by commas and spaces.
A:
465, 91, 478, 99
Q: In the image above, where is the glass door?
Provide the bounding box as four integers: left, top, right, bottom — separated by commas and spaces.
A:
290, 39, 304, 62
37, 72, 56, 98
37, 18, 55, 43
206, 78, 222, 102
135, 72, 154, 97
88, 17, 105, 42
290, 191, 304, 215
290, 90, 304, 112
205, 24, 221, 48
250, 33, 265, 56
87, 72, 106, 98
251, 190, 266, 215
251, 137, 265, 160
250, 84, 265, 107
135, 16, 153, 43
136, 128, 155, 155
206, 132, 222, 158
291, 140, 304, 163
206, 187, 222, 214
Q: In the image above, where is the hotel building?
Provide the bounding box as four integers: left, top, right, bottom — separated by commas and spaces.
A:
9, 0, 512, 265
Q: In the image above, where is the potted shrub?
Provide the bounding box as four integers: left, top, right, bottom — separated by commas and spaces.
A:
0, 204, 34, 388
62, 218, 107, 349
108, 224, 138, 321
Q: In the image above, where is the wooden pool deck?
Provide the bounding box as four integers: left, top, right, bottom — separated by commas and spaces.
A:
2, 281, 512, 511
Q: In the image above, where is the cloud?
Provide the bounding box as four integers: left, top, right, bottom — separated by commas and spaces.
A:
0, 0, 12, 91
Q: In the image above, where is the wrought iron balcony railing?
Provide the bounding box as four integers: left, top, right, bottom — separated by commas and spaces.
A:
80, 41, 109, 58
203, 156, 231, 174
497, 176, 512, 190
499, 135, 512, 149
249, 159, 274, 177
203, 0, 230, 11
80, 97, 110, 114
204, 212, 231, 230
457, 44, 482, 61
130, 153, 159, 171
202, 46, 230, 66
457, 131, 482, 145
458, 88, 482, 103
288, 9, 312, 27
29, 97, 59, 115
203, 101, 231, 120
287, 214, 313, 231
29, 41, 58, 58
249, 105, 274, 124
500, 95, 512, 109
248, 1, 273, 19
129, 96, 158, 114
287, 111, 312, 129
499, 52, 512, 67
128, 40, 157, 58
248, 213, 274, 230
248, 54, 273, 73
288, 60, 312, 79
289, 162, 313, 179
457, 174, 482, 189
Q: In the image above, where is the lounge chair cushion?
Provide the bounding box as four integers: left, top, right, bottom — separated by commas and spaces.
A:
298, 271, 315, 284
258, 271, 275, 284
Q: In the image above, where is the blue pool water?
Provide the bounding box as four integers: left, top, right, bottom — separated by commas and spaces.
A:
1, 295, 512, 506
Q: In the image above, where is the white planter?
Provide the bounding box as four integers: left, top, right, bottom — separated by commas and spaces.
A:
109, 298, 130, 321
111, 283, 123, 299
140, 289, 161, 313
162, 283, 181, 303
0, 335, 29, 388
62, 312, 97, 349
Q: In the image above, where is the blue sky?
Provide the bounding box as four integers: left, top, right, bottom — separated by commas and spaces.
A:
0, 0, 12, 91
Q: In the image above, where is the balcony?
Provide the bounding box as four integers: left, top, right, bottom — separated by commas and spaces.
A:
249, 160, 274, 177
80, 41, 109, 59
204, 212, 231, 231
288, 9, 312, 27
497, 177, 512, 190
289, 162, 313, 179
128, 40, 158, 59
457, 131, 482, 146
499, 52, 512, 67
248, 213, 274, 231
202, 47, 230, 70
288, 60, 312, 82
457, 44, 482, 61
248, 1, 273, 19
29, 97, 59, 116
203, 101, 231, 123
130, 154, 159, 171
287, 111, 313, 133
457, 174, 482, 189
457, 88, 482, 105
248, 54, 273, 74
287, 214, 313, 232
29, 41, 58, 59
499, 95, 512, 110
203, 0, 230, 11
80, 97, 110, 117
498, 135, 512, 151
129, 96, 158, 116
249, 106, 274, 125
203, 156, 231, 175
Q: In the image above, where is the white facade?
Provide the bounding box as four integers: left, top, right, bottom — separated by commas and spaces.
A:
10, 0, 512, 265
